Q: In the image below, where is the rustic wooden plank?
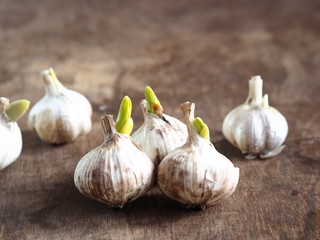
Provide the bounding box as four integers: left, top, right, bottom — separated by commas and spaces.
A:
0, 0, 319, 239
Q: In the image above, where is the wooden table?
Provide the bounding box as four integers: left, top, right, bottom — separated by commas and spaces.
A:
1, 0, 319, 239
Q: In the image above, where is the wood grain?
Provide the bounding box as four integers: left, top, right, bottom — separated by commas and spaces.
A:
0, 0, 319, 239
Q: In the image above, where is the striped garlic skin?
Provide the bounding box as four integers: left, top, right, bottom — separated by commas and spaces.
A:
28, 70, 92, 144
28, 90, 92, 144
0, 99, 22, 170
132, 100, 187, 165
222, 76, 288, 159
157, 102, 239, 209
222, 104, 288, 159
74, 116, 155, 208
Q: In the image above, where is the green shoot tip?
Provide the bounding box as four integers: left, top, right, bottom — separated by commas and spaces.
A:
5, 99, 30, 122
115, 96, 133, 135
145, 86, 163, 116
192, 117, 210, 141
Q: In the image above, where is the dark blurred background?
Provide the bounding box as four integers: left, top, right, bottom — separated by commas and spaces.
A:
1, 0, 319, 125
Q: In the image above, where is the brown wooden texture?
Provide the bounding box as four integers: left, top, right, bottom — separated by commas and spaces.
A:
1, 0, 320, 239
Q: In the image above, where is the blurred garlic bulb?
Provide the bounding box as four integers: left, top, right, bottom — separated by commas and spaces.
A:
158, 102, 239, 209
74, 97, 155, 208
132, 86, 187, 165
0, 97, 29, 170
222, 75, 288, 159
28, 68, 92, 144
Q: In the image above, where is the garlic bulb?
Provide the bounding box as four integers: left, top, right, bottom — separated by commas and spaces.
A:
157, 102, 239, 209
132, 86, 187, 165
28, 68, 92, 144
222, 75, 288, 159
74, 97, 155, 208
0, 97, 30, 170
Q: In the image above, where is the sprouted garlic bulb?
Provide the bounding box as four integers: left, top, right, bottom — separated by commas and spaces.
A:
157, 102, 239, 209
74, 96, 155, 208
222, 76, 288, 159
28, 68, 92, 144
0, 97, 30, 170
132, 86, 187, 165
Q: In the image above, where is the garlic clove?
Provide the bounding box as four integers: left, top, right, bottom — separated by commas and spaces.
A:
0, 97, 29, 170
132, 86, 188, 165
28, 68, 92, 144
222, 76, 288, 159
157, 102, 239, 209
74, 97, 155, 208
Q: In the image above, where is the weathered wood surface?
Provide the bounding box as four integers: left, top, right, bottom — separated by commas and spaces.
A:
0, 0, 319, 239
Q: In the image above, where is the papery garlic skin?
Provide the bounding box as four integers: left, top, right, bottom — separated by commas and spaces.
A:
28, 68, 92, 144
74, 115, 155, 208
132, 100, 187, 165
222, 76, 288, 159
157, 102, 239, 209
0, 98, 22, 170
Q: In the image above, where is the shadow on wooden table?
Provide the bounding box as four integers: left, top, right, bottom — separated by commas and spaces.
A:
19, 130, 205, 231
213, 138, 243, 160
25, 177, 204, 230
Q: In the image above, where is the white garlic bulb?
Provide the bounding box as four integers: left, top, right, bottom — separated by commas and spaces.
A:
74, 114, 155, 208
132, 87, 187, 165
157, 102, 239, 209
222, 75, 288, 159
28, 68, 92, 144
0, 97, 29, 170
